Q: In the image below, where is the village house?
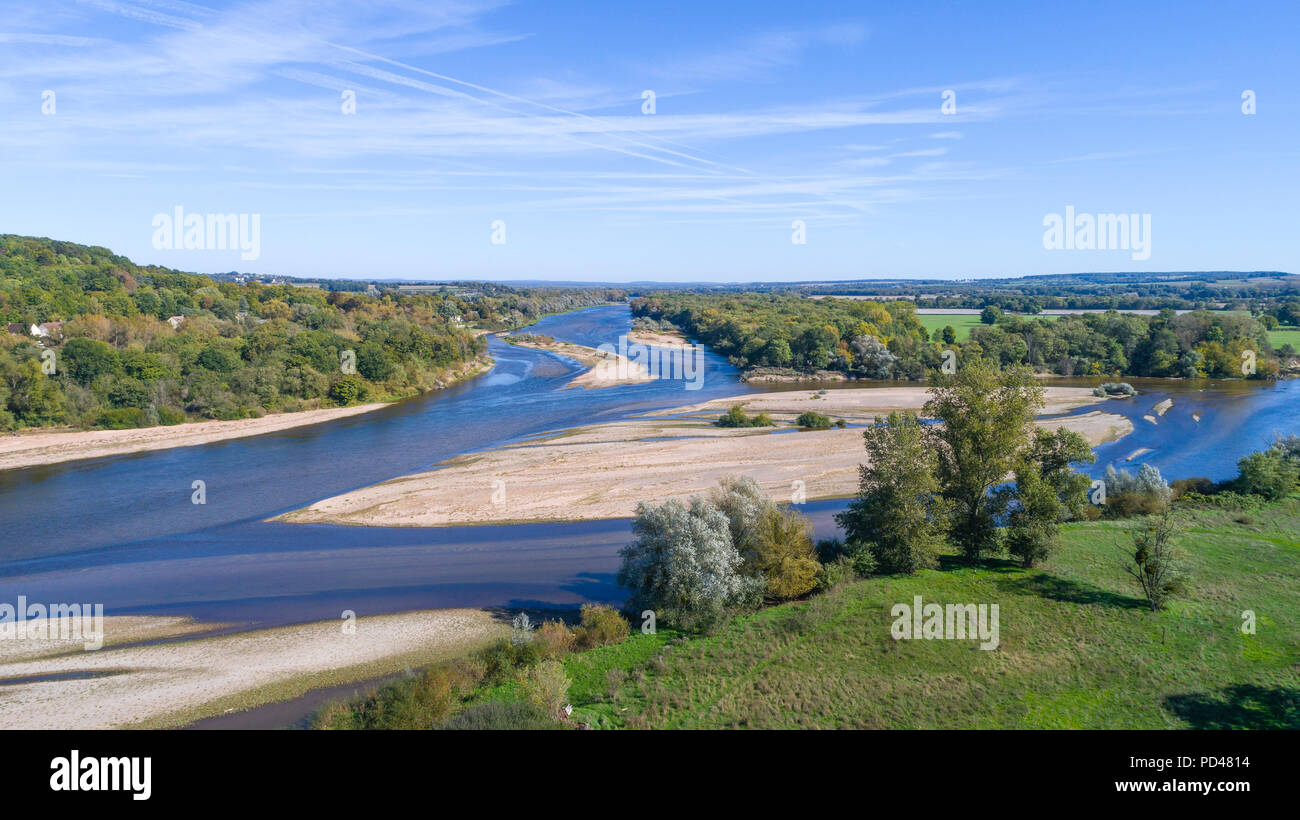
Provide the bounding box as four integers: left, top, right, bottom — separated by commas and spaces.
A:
166, 315, 186, 330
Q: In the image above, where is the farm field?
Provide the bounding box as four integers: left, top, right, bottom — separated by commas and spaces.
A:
1268, 326, 1300, 351
916, 312, 1059, 342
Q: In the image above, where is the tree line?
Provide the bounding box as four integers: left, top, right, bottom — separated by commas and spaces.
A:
632, 292, 1281, 380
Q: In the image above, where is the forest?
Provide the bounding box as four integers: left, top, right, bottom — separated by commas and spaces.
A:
631, 291, 1285, 381
0, 235, 619, 430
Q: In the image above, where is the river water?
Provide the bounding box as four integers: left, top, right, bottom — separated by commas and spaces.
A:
1, 305, 1297, 628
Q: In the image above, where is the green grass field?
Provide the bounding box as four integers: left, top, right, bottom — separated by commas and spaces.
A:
916, 313, 1060, 342
1268, 326, 1300, 351
570, 500, 1300, 729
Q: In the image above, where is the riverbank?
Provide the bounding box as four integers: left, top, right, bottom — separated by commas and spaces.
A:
503, 334, 654, 388
0, 354, 494, 472
276, 386, 1129, 528
0, 609, 506, 729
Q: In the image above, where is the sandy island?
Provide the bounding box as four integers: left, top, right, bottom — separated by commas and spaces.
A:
0, 355, 493, 472
505, 334, 654, 388
277, 386, 1132, 528
0, 610, 506, 729
626, 328, 688, 347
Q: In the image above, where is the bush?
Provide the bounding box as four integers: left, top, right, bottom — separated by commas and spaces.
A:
519, 660, 572, 720
1093, 381, 1137, 397
95, 407, 148, 429
572, 604, 629, 650
478, 638, 540, 686
157, 405, 187, 425
533, 620, 575, 660
315, 664, 466, 729
795, 411, 831, 429
1171, 477, 1216, 499
715, 405, 772, 427
328, 374, 365, 405
1233, 449, 1299, 500
618, 494, 759, 631
437, 700, 563, 730
817, 555, 857, 590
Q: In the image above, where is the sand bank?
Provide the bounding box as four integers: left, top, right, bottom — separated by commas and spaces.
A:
505, 334, 654, 388
277, 387, 1130, 528
0, 610, 505, 729
0, 356, 493, 472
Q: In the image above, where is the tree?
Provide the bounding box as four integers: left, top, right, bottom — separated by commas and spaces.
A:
617, 496, 759, 630
1026, 426, 1095, 520
708, 476, 818, 600
751, 505, 820, 600
836, 411, 945, 574
1234, 449, 1299, 500
60, 337, 119, 385
1005, 458, 1061, 567
980, 305, 1002, 325
2, 358, 64, 425
1121, 506, 1185, 612
924, 359, 1044, 563
849, 334, 898, 378
941, 326, 958, 345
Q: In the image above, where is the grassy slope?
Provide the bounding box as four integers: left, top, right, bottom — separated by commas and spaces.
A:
571, 501, 1300, 729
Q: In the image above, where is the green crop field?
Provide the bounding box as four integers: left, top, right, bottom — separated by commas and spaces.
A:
571, 500, 1300, 730
1268, 326, 1300, 351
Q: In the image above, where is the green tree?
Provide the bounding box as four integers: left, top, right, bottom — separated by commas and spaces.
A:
1234, 449, 1299, 500
60, 337, 120, 385
980, 305, 1002, 325
836, 411, 945, 574
924, 359, 1044, 563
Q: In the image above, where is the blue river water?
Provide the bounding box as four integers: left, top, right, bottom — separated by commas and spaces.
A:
1, 304, 1297, 628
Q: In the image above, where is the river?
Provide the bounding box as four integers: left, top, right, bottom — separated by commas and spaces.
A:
2, 305, 1298, 630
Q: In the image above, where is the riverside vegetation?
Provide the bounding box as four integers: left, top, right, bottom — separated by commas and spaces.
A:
0, 235, 619, 431
632, 291, 1287, 380
315, 357, 1300, 729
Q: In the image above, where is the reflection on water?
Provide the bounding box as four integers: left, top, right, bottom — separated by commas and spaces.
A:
1, 305, 1298, 626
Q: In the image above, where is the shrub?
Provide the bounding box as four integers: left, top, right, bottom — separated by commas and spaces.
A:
1122, 507, 1186, 612
316, 664, 465, 729
817, 555, 857, 590
533, 620, 576, 660
618, 494, 760, 630
437, 700, 563, 730
157, 405, 187, 425
1171, 477, 1216, 499
1093, 381, 1137, 397
795, 411, 831, 429
716, 405, 771, 427
1233, 449, 1299, 501
95, 407, 148, 429
519, 660, 572, 720
328, 374, 365, 405
572, 604, 629, 650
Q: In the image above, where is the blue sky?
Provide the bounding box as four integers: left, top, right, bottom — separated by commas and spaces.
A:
1, 0, 1296, 281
